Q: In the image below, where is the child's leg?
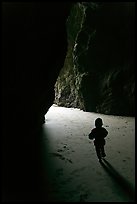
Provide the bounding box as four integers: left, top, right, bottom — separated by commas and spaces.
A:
95, 145, 102, 160
100, 145, 106, 157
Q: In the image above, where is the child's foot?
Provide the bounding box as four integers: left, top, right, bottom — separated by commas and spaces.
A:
102, 153, 106, 157
98, 158, 102, 162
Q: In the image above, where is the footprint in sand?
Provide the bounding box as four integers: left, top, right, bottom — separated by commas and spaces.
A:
67, 158, 73, 163
57, 149, 63, 152
49, 152, 72, 163
122, 159, 126, 162
49, 152, 65, 160
57, 144, 70, 153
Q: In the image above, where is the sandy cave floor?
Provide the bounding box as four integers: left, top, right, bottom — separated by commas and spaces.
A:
41, 104, 135, 202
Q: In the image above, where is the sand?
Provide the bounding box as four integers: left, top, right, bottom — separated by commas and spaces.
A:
42, 104, 135, 202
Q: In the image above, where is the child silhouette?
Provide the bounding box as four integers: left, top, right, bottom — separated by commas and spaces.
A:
89, 118, 108, 162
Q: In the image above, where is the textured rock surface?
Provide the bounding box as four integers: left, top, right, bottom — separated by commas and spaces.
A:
54, 2, 135, 116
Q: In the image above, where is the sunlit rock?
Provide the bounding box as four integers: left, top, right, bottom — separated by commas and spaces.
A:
55, 2, 135, 116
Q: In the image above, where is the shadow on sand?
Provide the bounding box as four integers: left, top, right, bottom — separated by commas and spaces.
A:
100, 158, 135, 202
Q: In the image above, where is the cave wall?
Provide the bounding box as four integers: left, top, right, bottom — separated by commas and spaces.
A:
54, 2, 135, 116
2, 3, 72, 201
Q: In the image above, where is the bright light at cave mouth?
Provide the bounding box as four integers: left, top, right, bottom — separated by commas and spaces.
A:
44, 104, 79, 123
44, 104, 58, 121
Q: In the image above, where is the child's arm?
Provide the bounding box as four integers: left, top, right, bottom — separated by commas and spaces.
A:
103, 128, 108, 137
88, 129, 95, 140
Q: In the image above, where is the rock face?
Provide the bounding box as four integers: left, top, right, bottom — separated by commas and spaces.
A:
2, 2, 72, 201
54, 2, 135, 116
